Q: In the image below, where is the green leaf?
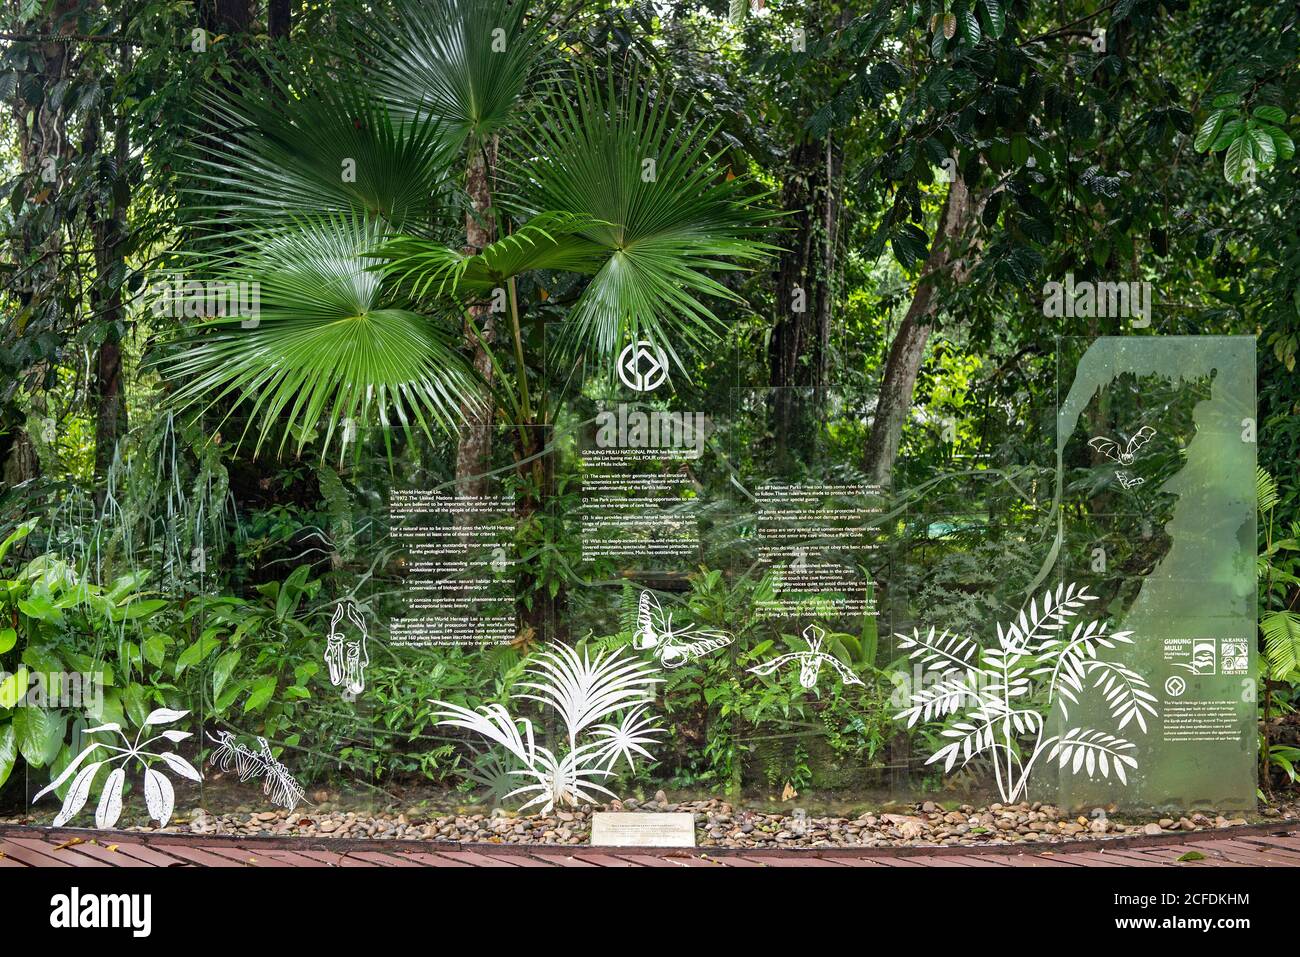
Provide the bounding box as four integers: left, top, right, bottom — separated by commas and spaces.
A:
1267, 126, 1295, 161
1247, 125, 1276, 166
0, 667, 28, 709
158, 216, 484, 461
244, 675, 277, 713
175, 633, 222, 676
0, 628, 16, 654
212, 649, 242, 701
1223, 134, 1252, 184
112, 598, 167, 622
982, 0, 1005, 38
0, 722, 15, 789
1210, 118, 1244, 152
0, 520, 35, 565
142, 636, 167, 669
1251, 105, 1287, 124
14, 706, 57, 768
1176, 850, 1206, 862
1193, 109, 1225, 152
512, 70, 775, 371
18, 594, 62, 625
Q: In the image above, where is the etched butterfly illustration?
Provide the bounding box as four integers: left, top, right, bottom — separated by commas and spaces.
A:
747, 623, 864, 690
633, 590, 734, 669
1088, 426, 1156, 466
1115, 471, 1145, 490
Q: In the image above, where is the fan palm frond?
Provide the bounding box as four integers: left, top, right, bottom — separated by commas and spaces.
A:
363, 0, 552, 147
157, 215, 483, 459
514, 644, 661, 743
184, 68, 456, 240
378, 211, 607, 300
507, 70, 777, 370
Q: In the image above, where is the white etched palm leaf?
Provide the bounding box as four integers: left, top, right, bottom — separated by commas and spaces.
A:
895, 627, 979, 678
1047, 728, 1138, 784
515, 645, 660, 739
431, 700, 537, 766
1086, 660, 1158, 733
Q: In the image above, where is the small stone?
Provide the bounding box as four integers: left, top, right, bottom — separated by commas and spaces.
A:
1142, 822, 1163, 836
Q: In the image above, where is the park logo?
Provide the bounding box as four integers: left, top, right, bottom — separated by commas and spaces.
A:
617, 340, 669, 392
1042, 272, 1153, 325
49, 888, 152, 938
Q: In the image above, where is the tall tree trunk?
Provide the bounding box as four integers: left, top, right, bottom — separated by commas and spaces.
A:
2, 0, 79, 486
268, 0, 292, 39
862, 173, 971, 488
455, 138, 498, 496
83, 95, 130, 489
769, 135, 840, 391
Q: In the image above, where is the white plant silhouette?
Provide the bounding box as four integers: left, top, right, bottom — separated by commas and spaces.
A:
32, 708, 201, 829
432, 645, 662, 813
207, 730, 307, 812
895, 582, 1157, 803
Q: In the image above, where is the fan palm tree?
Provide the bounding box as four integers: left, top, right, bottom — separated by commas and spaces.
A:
157, 0, 775, 470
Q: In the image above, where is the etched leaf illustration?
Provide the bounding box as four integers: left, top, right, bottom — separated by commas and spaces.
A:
53, 760, 103, 827
95, 767, 126, 829
144, 766, 175, 825
895, 582, 1155, 802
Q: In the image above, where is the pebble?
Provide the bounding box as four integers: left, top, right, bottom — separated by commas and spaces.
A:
4, 796, 1294, 850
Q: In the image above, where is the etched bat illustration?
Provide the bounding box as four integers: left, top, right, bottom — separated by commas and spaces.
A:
747, 623, 864, 690
633, 590, 733, 669
1089, 426, 1156, 466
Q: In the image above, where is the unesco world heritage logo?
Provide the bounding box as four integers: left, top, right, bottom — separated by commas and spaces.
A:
618, 340, 669, 392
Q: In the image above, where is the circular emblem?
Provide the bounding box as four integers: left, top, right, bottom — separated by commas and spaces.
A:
1164, 675, 1186, 697
617, 341, 668, 393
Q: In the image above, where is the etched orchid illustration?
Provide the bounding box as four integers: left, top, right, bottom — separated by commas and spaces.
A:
32, 708, 201, 829
324, 599, 370, 697
432, 645, 662, 813
633, 589, 733, 668
207, 730, 307, 812
895, 582, 1158, 803
747, 623, 865, 689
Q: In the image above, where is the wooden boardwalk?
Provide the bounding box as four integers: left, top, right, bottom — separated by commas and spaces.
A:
3, 823, 1299, 867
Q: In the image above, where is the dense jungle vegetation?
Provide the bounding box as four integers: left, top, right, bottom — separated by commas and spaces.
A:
0, 0, 1297, 817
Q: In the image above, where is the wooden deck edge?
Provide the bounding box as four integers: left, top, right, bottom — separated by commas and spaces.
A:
4, 819, 1296, 860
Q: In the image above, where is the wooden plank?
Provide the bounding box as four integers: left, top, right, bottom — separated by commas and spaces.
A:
1212, 839, 1300, 864
258, 849, 345, 867
429, 850, 521, 867
478, 852, 560, 867
87, 840, 194, 867
349, 851, 422, 867
190, 845, 292, 867
1237, 834, 1300, 855
1007, 853, 1085, 867
391, 851, 473, 867
1042, 850, 1130, 866
564, 851, 644, 867
1118, 845, 1235, 867
38, 838, 159, 867
613, 853, 704, 867
4, 836, 114, 868
151, 842, 253, 867
0, 839, 73, 867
